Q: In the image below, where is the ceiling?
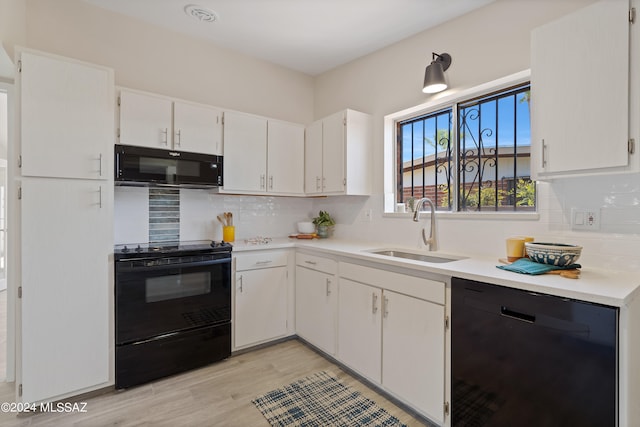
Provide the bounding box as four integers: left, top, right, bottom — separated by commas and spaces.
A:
83, 0, 494, 75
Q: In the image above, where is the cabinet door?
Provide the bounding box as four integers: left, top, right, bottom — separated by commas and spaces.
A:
267, 120, 304, 195
337, 279, 382, 383
382, 290, 445, 424
295, 266, 337, 355
222, 111, 267, 192
235, 266, 287, 348
21, 178, 111, 402
321, 111, 346, 194
531, 0, 629, 177
304, 120, 323, 194
119, 90, 172, 149
173, 101, 223, 155
20, 51, 113, 180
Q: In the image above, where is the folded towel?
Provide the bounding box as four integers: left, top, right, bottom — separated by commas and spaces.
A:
497, 258, 581, 275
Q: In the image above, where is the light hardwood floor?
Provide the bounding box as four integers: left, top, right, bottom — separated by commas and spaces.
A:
0, 339, 432, 426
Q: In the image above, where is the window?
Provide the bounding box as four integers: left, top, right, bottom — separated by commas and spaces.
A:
395, 79, 534, 213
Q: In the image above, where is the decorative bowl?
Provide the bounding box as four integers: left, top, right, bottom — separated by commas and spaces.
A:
297, 221, 316, 234
525, 242, 582, 266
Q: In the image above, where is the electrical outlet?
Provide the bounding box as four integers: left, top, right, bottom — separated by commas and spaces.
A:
363, 209, 373, 222
571, 208, 600, 230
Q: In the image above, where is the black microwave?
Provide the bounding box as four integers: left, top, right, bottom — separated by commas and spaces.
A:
114, 144, 223, 188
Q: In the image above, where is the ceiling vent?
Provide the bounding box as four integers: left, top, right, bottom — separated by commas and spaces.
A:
184, 4, 218, 23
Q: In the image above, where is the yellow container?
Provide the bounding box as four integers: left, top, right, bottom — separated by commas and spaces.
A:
222, 225, 235, 242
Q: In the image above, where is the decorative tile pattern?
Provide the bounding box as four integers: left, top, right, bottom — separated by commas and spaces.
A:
252, 371, 406, 427
149, 188, 180, 243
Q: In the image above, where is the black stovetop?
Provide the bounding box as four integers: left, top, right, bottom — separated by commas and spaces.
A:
114, 240, 232, 259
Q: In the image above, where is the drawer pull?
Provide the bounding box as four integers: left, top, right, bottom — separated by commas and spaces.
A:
255, 260, 273, 265
304, 260, 317, 265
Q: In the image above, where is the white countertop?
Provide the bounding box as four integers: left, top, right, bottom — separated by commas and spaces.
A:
232, 238, 640, 307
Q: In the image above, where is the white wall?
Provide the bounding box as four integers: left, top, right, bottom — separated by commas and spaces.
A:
21, 0, 314, 124
312, 0, 640, 272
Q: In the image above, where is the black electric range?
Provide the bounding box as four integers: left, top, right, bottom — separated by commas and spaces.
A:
114, 239, 232, 389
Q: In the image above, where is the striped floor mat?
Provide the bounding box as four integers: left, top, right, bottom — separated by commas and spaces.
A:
252, 371, 407, 427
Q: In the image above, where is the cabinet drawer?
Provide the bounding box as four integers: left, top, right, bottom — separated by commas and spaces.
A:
235, 250, 288, 271
296, 252, 337, 275
339, 262, 444, 305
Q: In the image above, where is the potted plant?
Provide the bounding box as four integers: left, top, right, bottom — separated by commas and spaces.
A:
312, 210, 336, 238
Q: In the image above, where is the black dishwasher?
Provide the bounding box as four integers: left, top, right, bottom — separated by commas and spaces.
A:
452, 277, 618, 427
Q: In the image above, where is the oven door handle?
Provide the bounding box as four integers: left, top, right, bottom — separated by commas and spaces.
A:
116, 257, 231, 273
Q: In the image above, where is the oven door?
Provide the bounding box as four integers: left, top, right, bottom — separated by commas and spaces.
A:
115, 254, 231, 345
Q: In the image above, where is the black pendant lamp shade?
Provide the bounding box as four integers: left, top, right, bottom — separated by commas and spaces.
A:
423, 52, 452, 94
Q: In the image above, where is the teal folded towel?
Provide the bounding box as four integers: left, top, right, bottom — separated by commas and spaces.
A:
497, 258, 581, 275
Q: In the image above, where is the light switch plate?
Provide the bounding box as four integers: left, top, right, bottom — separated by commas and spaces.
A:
571, 208, 600, 230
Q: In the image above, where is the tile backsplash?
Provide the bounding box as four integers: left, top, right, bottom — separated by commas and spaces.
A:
148, 188, 180, 243
115, 187, 314, 244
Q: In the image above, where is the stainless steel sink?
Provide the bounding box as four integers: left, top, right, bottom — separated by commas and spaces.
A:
368, 249, 460, 263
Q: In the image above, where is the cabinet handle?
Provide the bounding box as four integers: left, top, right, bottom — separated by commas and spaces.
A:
161, 128, 168, 145
98, 153, 103, 177
175, 129, 181, 147
316, 176, 321, 191
238, 275, 243, 293
372, 293, 378, 314
255, 260, 272, 265
383, 296, 389, 318
269, 175, 273, 190
98, 186, 102, 208
322, 176, 326, 190
260, 174, 265, 190
304, 260, 317, 265
541, 139, 547, 168
326, 278, 331, 296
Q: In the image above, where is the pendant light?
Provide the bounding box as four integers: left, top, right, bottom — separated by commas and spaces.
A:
422, 52, 452, 94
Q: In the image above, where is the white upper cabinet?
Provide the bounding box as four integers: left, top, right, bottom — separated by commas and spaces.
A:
222, 112, 305, 195
173, 101, 223, 155
118, 90, 172, 150
304, 109, 372, 196
19, 50, 114, 180
222, 111, 268, 192
119, 89, 223, 155
304, 120, 324, 195
267, 120, 305, 195
531, 0, 633, 178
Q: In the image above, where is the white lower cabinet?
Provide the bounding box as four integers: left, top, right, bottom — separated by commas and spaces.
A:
234, 251, 289, 349
337, 279, 382, 382
338, 262, 446, 425
382, 290, 445, 424
295, 253, 338, 355
21, 178, 111, 402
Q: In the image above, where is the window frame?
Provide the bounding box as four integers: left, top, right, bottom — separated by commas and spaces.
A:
383, 69, 539, 220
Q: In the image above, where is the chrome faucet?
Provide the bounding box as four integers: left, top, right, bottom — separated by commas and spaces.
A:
412, 198, 438, 251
